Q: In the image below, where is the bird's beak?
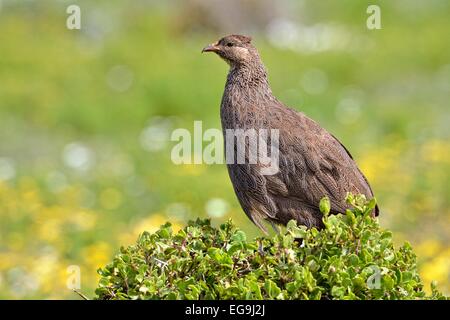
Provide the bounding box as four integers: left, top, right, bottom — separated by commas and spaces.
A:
202, 42, 220, 53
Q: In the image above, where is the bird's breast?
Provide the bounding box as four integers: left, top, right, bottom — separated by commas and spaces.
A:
220, 88, 269, 130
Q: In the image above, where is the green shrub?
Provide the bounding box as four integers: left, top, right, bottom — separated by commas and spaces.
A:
95, 195, 446, 300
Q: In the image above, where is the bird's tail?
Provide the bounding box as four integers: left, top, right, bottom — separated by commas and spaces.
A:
374, 204, 380, 217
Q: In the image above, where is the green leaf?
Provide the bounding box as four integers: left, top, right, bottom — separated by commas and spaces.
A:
94, 200, 446, 300
319, 196, 331, 215
331, 286, 345, 298
231, 230, 247, 244
348, 254, 359, 266
286, 220, 307, 238
382, 275, 395, 291
366, 197, 377, 211
207, 248, 222, 262
264, 280, 281, 299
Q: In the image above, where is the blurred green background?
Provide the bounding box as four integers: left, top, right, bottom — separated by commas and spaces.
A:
0, 0, 449, 299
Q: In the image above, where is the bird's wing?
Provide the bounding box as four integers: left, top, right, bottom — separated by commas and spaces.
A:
264, 107, 375, 215
329, 132, 378, 212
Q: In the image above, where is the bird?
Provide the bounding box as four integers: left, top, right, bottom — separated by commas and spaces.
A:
202, 34, 379, 233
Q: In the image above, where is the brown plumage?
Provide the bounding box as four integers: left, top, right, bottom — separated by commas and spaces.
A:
202, 34, 379, 232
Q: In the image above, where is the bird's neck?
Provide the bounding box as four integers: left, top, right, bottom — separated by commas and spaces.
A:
225, 61, 273, 98
221, 61, 278, 129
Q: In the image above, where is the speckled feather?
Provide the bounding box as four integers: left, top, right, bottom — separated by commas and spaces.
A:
206, 35, 379, 232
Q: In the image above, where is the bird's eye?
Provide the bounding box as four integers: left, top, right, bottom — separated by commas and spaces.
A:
226, 42, 234, 47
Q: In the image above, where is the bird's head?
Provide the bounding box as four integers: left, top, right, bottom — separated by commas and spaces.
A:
202, 34, 259, 66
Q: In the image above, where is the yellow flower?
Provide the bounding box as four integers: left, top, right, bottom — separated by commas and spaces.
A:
177, 164, 206, 176
31, 253, 60, 293
99, 188, 123, 210
69, 210, 97, 231
133, 214, 167, 234
0, 252, 16, 270
81, 242, 112, 271
421, 140, 450, 164
37, 218, 63, 243
118, 214, 182, 246
420, 251, 450, 294
416, 239, 442, 258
